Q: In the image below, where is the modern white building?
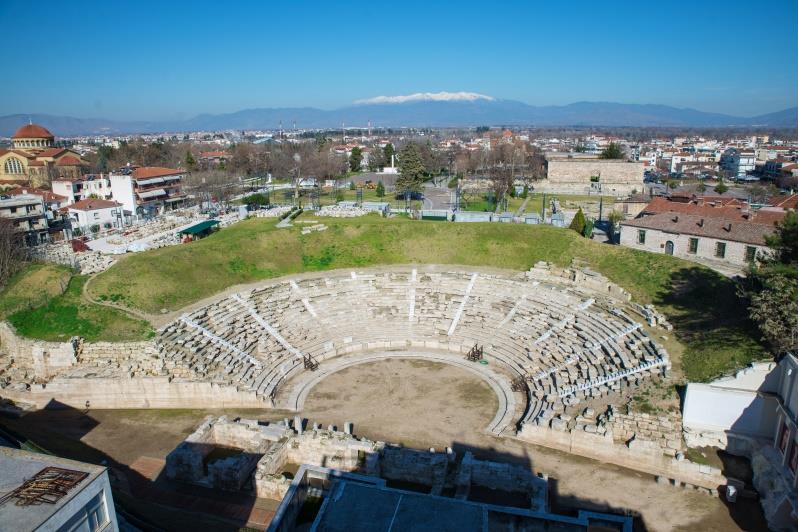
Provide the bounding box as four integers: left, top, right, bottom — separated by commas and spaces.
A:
0, 447, 119, 532
66, 198, 125, 235
52, 175, 113, 206
683, 354, 798, 531
109, 167, 186, 217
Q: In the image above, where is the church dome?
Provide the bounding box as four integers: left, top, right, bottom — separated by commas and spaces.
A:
12, 123, 55, 139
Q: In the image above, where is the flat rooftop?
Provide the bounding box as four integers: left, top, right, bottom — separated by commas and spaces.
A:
0, 447, 105, 531
313, 480, 628, 532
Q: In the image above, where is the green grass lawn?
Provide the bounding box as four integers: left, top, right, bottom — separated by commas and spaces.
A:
84, 214, 768, 381
0, 265, 153, 342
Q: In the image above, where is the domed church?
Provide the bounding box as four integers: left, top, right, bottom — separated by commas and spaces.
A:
0, 123, 88, 187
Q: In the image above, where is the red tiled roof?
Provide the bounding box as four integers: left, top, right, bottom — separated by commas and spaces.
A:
641, 197, 785, 224
622, 212, 779, 246
68, 198, 122, 211
55, 155, 84, 166
770, 194, 798, 209
37, 148, 67, 158
12, 124, 54, 139
199, 151, 229, 158
131, 167, 184, 179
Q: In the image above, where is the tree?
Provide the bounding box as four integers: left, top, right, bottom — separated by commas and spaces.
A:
569, 208, 587, 235
741, 211, 798, 354
599, 142, 624, 160
696, 181, 707, 193
383, 143, 395, 167
348, 147, 363, 172
376, 181, 385, 198
396, 143, 425, 195
607, 209, 624, 228
185, 150, 197, 171
0, 219, 24, 288
714, 179, 729, 195
521, 184, 529, 199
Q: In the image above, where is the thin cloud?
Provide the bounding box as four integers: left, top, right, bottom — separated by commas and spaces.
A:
354, 91, 495, 104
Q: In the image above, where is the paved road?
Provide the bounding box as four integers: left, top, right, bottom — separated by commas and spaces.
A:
423, 184, 453, 210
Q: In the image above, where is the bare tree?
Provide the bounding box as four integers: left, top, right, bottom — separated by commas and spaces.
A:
0, 219, 25, 288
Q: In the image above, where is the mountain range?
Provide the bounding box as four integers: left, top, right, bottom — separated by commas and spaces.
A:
2, 100, 797, 136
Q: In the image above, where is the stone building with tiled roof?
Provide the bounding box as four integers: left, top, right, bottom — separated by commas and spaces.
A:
620, 196, 787, 272
0, 123, 88, 187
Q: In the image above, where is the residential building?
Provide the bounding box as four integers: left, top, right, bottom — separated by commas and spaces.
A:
0, 193, 49, 245
66, 198, 125, 235
0, 447, 119, 532
720, 148, 757, 178
52, 174, 113, 205
109, 166, 186, 217
199, 151, 229, 168
0, 123, 88, 186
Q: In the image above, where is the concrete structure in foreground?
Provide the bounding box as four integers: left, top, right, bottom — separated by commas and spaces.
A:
0, 447, 118, 532
682, 354, 798, 530
540, 153, 644, 196
267, 464, 632, 532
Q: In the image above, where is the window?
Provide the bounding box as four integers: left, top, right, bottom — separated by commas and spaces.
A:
779, 423, 790, 454
4, 157, 24, 174
715, 242, 726, 258
745, 246, 757, 263
637, 230, 646, 244
688, 238, 699, 254
59, 492, 109, 532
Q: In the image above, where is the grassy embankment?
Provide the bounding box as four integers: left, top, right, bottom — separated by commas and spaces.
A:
0, 263, 153, 342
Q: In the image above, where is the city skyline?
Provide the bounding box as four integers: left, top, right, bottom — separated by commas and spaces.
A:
1, 0, 796, 121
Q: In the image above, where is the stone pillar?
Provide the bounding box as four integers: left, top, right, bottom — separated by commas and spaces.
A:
344, 422, 353, 435
294, 416, 303, 435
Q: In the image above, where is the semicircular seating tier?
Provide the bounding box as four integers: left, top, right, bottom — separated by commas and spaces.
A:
156, 268, 669, 432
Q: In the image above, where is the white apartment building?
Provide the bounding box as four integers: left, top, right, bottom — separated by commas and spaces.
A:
52, 174, 113, 205
109, 166, 186, 217
0, 447, 119, 532
66, 198, 125, 235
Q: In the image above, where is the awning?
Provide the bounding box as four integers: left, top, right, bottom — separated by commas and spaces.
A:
178, 219, 220, 235
135, 177, 165, 186
138, 188, 166, 199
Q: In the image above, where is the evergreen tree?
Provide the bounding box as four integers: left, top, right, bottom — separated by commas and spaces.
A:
185, 150, 197, 171
383, 143, 395, 167
349, 147, 363, 172
521, 184, 529, 199
569, 208, 587, 235
376, 181, 385, 198
599, 142, 624, 159
396, 143, 425, 195
714, 179, 729, 195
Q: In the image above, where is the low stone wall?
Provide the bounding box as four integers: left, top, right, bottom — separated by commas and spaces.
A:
78, 341, 164, 376
517, 422, 723, 489
0, 377, 268, 410
0, 322, 77, 382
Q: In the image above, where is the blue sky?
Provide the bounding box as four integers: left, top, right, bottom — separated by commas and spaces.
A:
1, 0, 796, 120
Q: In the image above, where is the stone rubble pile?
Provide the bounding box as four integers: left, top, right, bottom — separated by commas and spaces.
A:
301, 223, 328, 235
253, 206, 293, 218
317, 205, 370, 217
